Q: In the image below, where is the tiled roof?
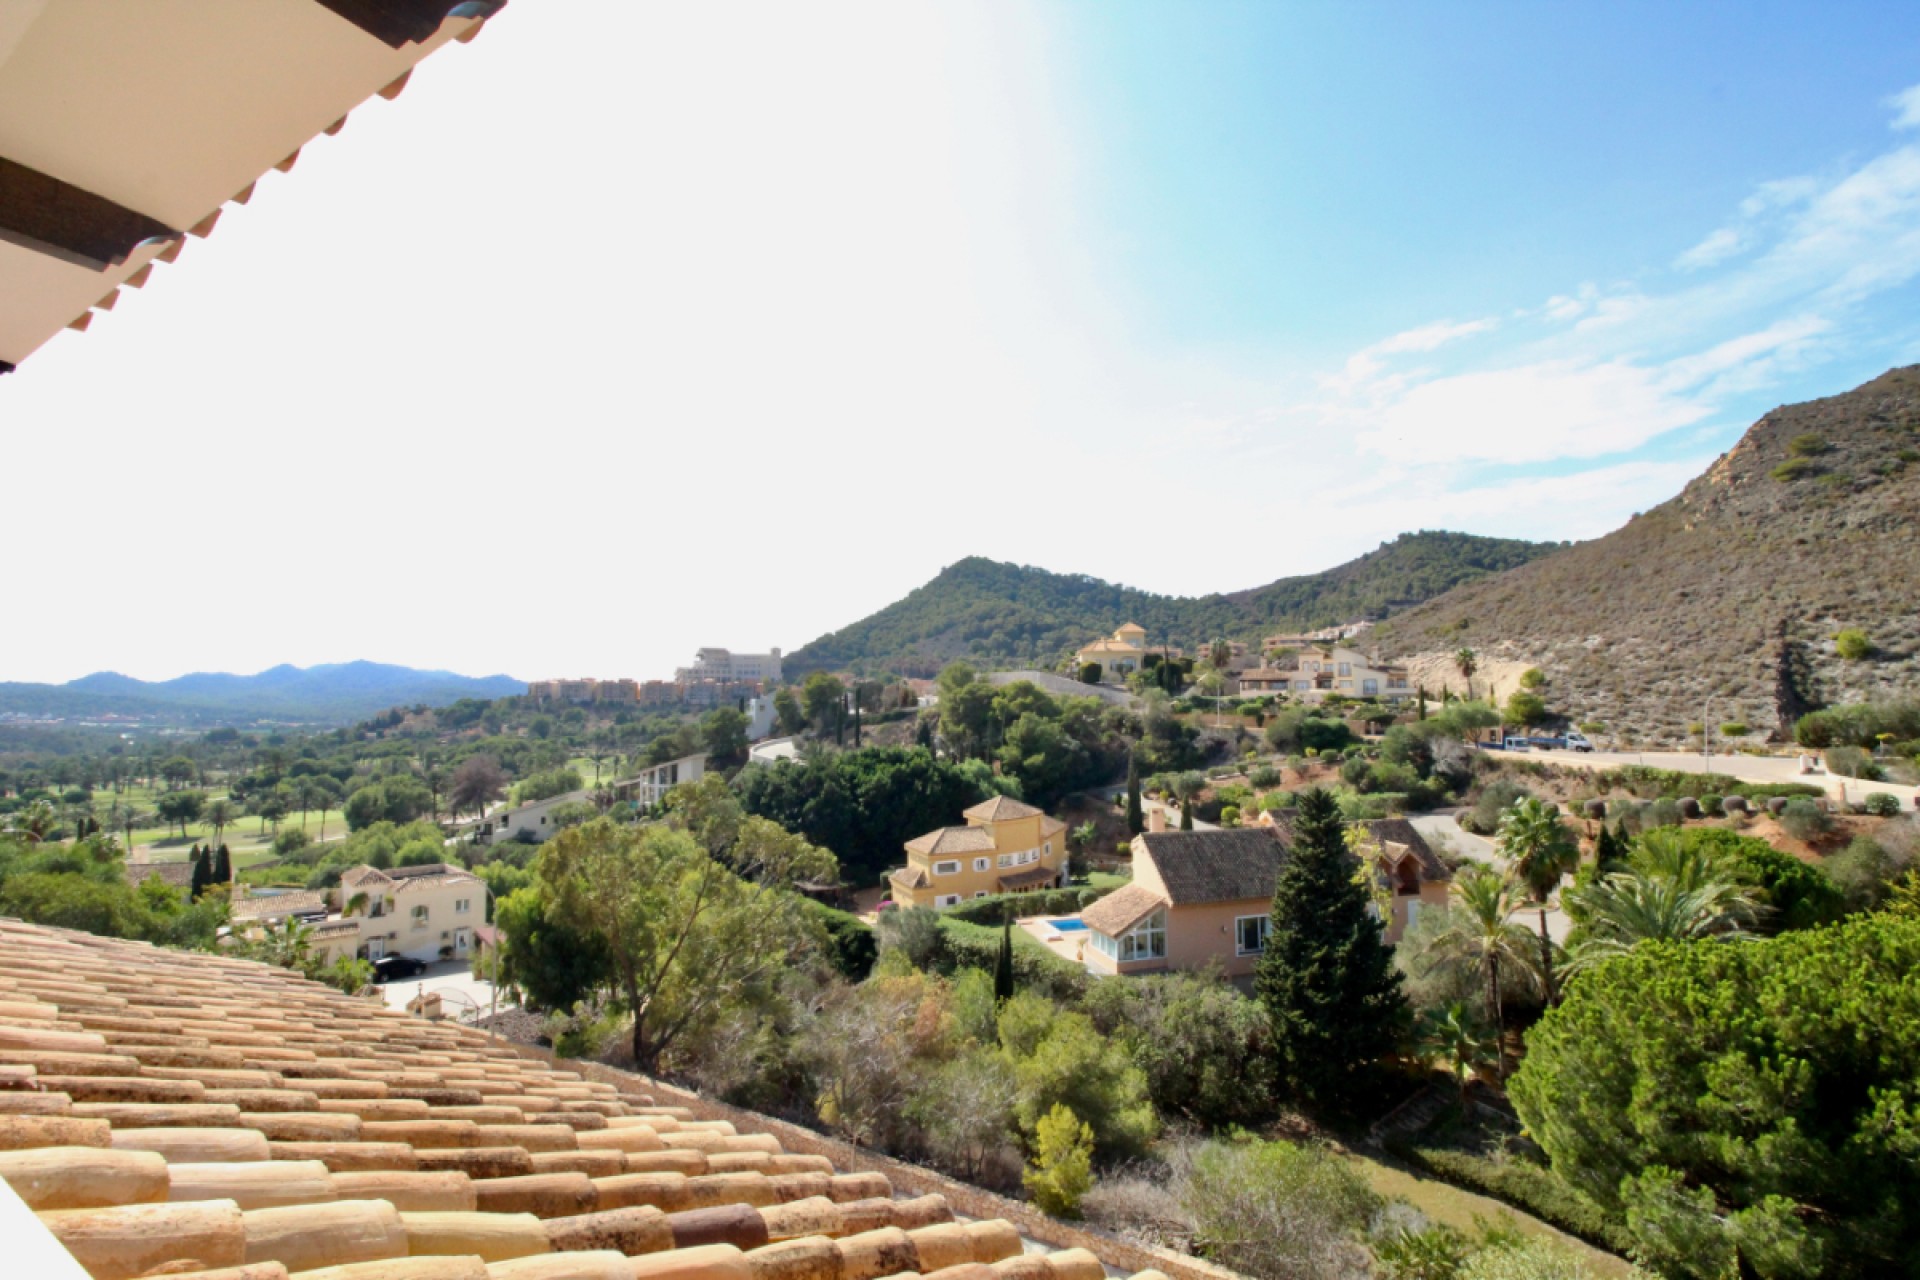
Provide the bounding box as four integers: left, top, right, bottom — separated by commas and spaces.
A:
0, 919, 1146, 1280
342, 866, 396, 890
1259, 813, 1450, 884
1135, 828, 1291, 906
889, 865, 930, 890
393, 872, 482, 893
1080, 883, 1168, 936
230, 889, 329, 920
961, 796, 1042, 823
904, 827, 996, 856
1039, 817, 1068, 837
997, 866, 1059, 893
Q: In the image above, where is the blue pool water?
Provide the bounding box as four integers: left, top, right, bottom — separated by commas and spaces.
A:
1050, 918, 1088, 932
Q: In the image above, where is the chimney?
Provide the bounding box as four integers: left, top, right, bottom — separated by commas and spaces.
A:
1147, 806, 1168, 834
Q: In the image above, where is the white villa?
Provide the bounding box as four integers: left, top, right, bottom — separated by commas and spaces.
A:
230, 862, 486, 966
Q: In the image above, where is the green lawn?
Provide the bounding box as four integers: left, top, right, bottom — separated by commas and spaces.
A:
1085, 869, 1133, 891
1343, 1150, 1637, 1277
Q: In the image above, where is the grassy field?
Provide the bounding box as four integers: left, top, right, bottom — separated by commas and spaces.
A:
1343, 1150, 1636, 1277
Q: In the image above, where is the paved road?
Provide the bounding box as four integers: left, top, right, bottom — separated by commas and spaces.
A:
1502, 747, 1920, 810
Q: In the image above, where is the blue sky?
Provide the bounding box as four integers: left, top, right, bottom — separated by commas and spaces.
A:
6, 3, 1920, 683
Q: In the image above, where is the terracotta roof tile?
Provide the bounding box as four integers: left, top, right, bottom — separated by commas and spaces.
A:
1080, 883, 1168, 936
904, 827, 996, 856
961, 796, 1043, 823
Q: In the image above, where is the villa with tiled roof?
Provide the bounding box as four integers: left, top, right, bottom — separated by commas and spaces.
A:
0, 918, 1181, 1280
887, 797, 1068, 909
232, 862, 487, 966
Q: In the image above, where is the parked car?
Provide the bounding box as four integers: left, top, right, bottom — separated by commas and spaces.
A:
370, 955, 428, 983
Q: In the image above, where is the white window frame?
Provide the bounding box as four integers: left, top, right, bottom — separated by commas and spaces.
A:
934, 860, 960, 877
454, 898, 472, 915
1235, 914, 1269, 956
973, 857, 991, 873
935, 894, 961, 908
411, 904, 429, 930
1119, 910, 1166, 962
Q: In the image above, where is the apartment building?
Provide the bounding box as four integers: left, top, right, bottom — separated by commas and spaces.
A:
674, 647, 783, 684
525, 678, 639, 705
888, 796, 1069, 909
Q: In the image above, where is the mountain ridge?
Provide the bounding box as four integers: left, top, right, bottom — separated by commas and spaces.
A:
786, 531, 1561, 677
0, 660, 524, 726
1374, 365, 1920, 742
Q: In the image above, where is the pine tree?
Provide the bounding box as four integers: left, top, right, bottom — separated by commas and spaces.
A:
1255, 787, 1408, 1114
213, 843, 232, 885
188, 845, 210, 903
994, 916, 1016, 1002
1125, 752, 1144, 836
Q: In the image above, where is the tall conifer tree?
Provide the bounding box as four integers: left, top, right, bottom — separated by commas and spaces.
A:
1125, 752, 1144, 836
1255, 787, 1407, 1114
212, 843, 232, 885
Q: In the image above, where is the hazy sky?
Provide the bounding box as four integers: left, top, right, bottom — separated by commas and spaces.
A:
7, 3, 1920, 684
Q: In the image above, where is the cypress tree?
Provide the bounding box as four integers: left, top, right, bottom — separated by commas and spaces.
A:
1125, 753, 1144, 836
1180, 796, 1194, 830
994, 916, 1016, 1002
1255, 787, 1408, 1115
188, 845, 210, 903
213, 843, 232, 885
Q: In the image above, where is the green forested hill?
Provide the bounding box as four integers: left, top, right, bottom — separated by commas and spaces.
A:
787, 531, 1558, 677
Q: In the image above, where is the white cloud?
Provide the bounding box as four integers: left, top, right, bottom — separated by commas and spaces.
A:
1372, 318, 1498, 355
1891, 84, 1920, 131
1657, 315, 1829, 393
1354, 361, 1711, 466
1676, 226, 1748, 271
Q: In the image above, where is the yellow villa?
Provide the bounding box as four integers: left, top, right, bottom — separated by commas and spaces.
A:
888, 795, 1069, 909
1074, 622, 1159, 684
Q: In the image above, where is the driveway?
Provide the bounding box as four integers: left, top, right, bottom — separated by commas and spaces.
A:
1506, 747, 1920, 811
377, 959, 505, 1023
1408, 810, 1571, 944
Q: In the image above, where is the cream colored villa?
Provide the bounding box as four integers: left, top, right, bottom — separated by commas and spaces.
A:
1073, 622, 1184, 684
888, 796, 1068, 909
231, 861, 487, 965
1237, 645, 1413, 703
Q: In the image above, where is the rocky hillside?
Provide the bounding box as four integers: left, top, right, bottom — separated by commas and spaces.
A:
787, 532, 1556, 677
1376, 366, 1920, 743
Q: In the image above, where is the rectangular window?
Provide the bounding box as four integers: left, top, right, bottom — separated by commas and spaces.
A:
1295, 680, 1310, 691
934, 860, 960, 876
973, 858, 991, 872
411, 904, 429, 929
1339, 663, 1351, 676
1405, 900, 1420, 930
974, 891, 989, 899
1362, 679, 1379, 696
997, 854, 1013, 868
455, 899, 471, 915
935, 894, 960, 908
1044, 842, 1052, 857
1090, 930, 1118, 959
1236, 914, 1269, 956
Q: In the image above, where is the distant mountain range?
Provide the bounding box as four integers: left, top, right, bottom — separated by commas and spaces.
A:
1374, 365, 1920, 742
785, 531, 1559, 678
0, 662, 525, 726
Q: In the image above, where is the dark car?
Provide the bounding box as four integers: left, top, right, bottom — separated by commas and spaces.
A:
370, 954, 428, 983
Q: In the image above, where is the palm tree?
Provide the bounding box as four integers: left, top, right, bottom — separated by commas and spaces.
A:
1454, 648, 1478, 700
1496, 797, 1579, 1004
1428, 864, 1541, 1042
202, 798, 237, 849
251, 917, 315, 972
1421, 1001, 1499, 1105
1563, 869, 1758, 976
7, 800, 58, 843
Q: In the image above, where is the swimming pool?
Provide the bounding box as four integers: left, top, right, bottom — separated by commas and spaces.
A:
1049, 918, 1088, 932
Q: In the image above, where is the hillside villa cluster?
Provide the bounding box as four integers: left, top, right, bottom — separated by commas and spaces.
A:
1073, 622, 1413, 704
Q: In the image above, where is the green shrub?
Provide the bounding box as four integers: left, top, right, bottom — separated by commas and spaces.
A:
798, 899, 878, 981
1248, 764, 1281, 789
1219, 805, 1241, 827
1779, 798, 1832, 842
1825, 745, 1883, 780
1649, 827, 1844, 932
942, 887, 1103, 925
1023, 1104, 1093, 1218
1834, 629, 1875, 661
1787, 432, 1830, 458
1699, 795, 1723, 816
1771, 457, 1817, 481
1465, 780, 1532, 834
1865, 792, 1903, 817
1644, 797, 1683, 829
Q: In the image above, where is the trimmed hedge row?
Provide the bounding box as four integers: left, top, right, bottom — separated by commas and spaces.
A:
1595, 766, 1823, 803
940, 886, 1108, 926
935, 916, 1089, 1002
1384, 1138, 1637, 1258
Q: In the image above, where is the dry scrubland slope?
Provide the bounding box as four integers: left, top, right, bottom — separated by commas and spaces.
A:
1376, 366, 1920, 743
